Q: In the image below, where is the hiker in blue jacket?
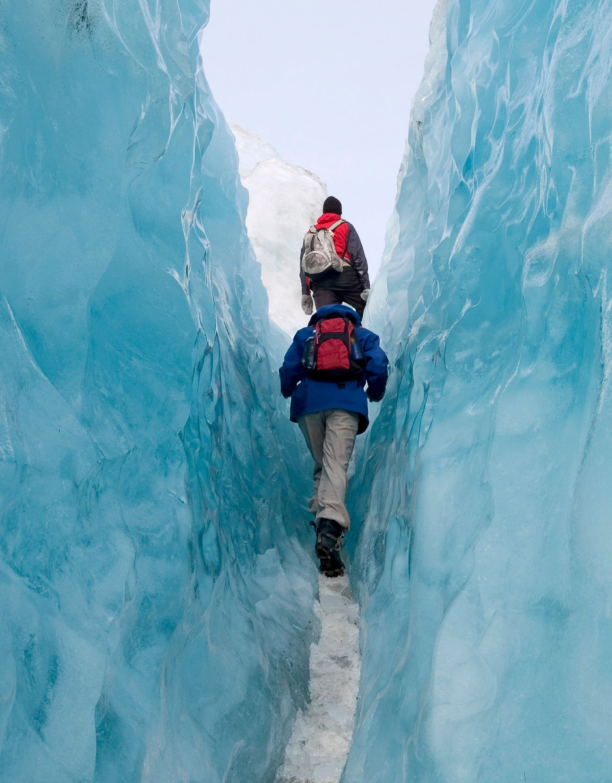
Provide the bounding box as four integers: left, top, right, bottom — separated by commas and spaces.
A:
280, 303, 388, 576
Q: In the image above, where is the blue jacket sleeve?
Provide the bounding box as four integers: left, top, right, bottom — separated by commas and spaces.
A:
280, 330, 308, 398
358, 328, 389, 402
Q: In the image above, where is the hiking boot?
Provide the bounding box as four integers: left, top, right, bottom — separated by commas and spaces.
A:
319, 547, 345, 578
313, 518, 345, 578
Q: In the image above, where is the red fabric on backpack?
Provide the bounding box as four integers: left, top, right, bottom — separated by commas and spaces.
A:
315, 318, 352, 371
319, 317, 348, 334
315, 213, 351, 261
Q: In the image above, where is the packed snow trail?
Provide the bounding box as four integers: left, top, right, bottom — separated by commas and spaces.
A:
276, 575, 361, 783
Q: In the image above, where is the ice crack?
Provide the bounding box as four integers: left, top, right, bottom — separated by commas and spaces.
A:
276, 574, 361, 783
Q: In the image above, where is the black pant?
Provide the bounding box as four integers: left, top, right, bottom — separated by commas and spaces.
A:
312, 266, 365, 317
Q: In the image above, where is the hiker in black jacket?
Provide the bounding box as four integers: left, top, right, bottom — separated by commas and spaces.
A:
300, 197, 371, 318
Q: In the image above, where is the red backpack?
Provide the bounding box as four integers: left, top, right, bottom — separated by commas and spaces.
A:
302, 315, 366, 382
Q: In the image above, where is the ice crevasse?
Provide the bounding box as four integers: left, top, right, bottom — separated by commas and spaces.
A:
1, 2, 612, 783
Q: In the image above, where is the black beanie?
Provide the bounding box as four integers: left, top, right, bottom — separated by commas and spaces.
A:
323, 196, 342, 215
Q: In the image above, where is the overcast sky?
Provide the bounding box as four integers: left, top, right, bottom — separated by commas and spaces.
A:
201, 0, 438, 278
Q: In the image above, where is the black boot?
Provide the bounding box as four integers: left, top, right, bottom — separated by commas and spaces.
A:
313, 518, 345, 578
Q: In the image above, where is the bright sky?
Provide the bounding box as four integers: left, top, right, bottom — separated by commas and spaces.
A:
201, 0, 438, 278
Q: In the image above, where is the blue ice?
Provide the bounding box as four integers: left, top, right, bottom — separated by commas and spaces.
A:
3, 0, 612, 781
0, 2, 316, 781
344, 0, 612, 781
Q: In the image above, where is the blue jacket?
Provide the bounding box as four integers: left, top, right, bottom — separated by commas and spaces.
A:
279, 304, 389, 433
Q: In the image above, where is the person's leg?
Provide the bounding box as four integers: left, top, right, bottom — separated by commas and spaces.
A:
316, 409, 360, 529
341, 286, 366, 317
312, 286, 342, 311
325, 267, 365, 316
299, 411, 347, 577
298, 413, 326, 518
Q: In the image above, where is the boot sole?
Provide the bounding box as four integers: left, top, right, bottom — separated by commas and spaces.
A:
316, 543, 345, 578
321, 564, 345, 578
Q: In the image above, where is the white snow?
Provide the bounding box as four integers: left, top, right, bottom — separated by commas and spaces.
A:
276, 574, 361, 783
231, 122, 281, 175
230, 123, 328, 338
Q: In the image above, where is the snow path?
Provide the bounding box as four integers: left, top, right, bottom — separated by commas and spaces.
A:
276, 574, 361, 783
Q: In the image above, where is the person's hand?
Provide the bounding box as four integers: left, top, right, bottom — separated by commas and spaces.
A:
366, 388, 383, 403
361, 289, 370, 302
301, 294, 314, 315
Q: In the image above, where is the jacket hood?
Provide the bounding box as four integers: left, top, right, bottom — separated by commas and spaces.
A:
308, 303, 362, 327
316, 212, 343, 229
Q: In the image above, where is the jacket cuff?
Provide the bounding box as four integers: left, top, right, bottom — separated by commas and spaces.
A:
358, 272, 371, 290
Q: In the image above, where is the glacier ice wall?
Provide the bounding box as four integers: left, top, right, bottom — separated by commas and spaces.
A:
0, 2, 317, 782
231, 123, 328, 338
345, 0, 612, 781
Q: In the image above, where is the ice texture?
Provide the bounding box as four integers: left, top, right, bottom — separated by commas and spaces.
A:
231, 123, 328, 338
345, 0, 612, 781
0, 2, 318, 782
5, 0, 612, 780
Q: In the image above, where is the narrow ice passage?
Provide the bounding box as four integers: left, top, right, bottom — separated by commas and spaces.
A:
6, 0, 612, 780
276, 575, 361, 783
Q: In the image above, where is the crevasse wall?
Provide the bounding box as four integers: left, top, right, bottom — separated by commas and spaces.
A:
345, 0, 612, 781
0, 2, 316, 782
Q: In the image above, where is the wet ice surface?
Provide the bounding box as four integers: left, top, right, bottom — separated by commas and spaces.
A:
277, 575, 360, 783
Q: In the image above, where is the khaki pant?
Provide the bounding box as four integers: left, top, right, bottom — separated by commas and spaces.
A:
298, 409, 360, 530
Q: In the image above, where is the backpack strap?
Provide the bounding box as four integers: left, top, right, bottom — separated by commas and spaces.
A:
309, 220, 344, 234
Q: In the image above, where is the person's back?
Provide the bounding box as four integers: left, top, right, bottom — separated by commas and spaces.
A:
300, 197, 371, 318
280, 304, 388, 576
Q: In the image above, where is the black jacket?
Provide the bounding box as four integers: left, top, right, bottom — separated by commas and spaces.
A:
299, 220, 370, 295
